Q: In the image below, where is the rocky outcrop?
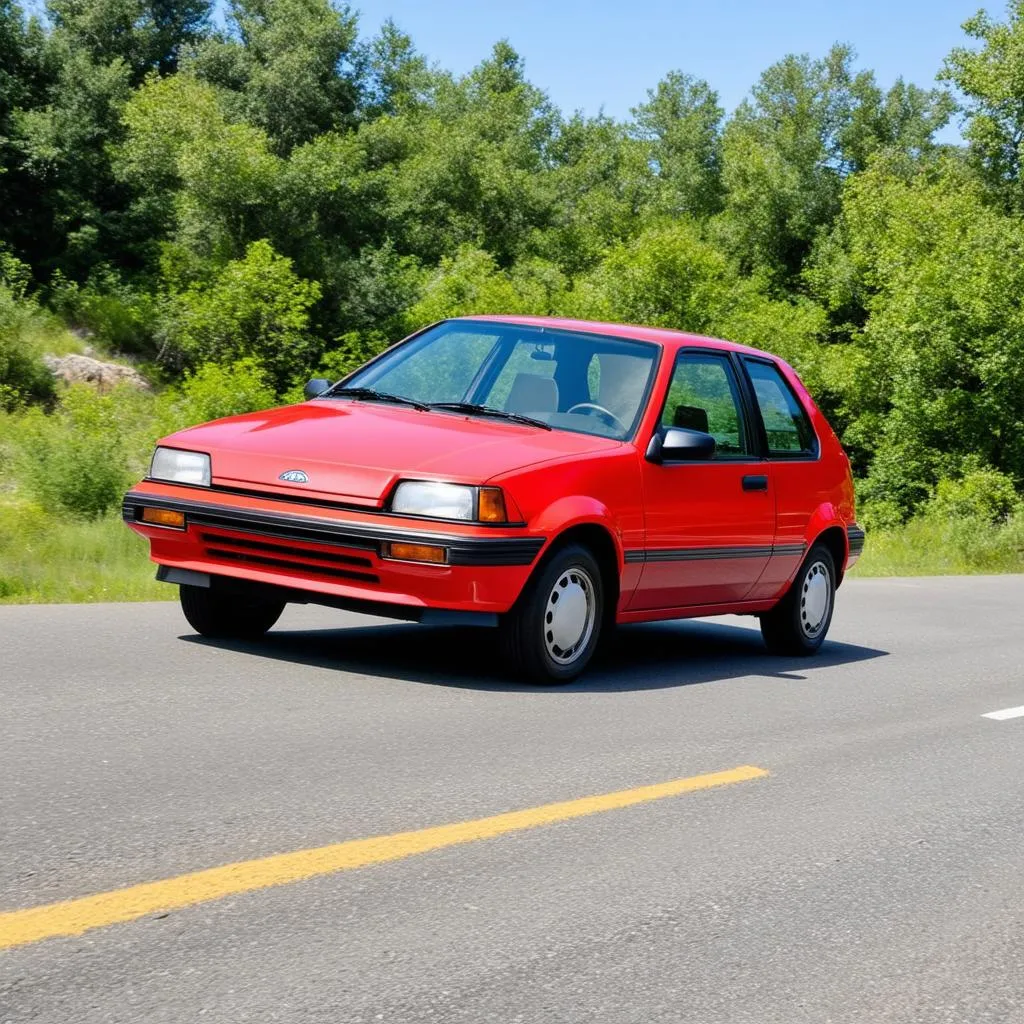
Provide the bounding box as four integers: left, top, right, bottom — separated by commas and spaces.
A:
42, 353, 151, 392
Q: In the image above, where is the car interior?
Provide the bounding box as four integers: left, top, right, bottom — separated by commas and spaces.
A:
485, 340, 656, 439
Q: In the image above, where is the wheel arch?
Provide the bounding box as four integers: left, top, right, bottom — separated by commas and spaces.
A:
536, 520, 622, 631
809, 524, 848, 586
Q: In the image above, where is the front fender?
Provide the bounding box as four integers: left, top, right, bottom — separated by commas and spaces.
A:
530, 495, 625, 567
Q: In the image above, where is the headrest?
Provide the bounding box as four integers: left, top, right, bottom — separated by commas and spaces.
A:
597, 353, 651, 421
505, 373, 559, 415
673, 404, 710, 433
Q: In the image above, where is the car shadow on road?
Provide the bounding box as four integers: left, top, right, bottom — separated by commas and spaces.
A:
181, 617, 888, 693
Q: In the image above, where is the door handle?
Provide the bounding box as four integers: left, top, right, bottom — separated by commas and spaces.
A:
742, 475, 768, 491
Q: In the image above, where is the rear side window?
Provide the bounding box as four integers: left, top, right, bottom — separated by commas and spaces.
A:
744, 359, 817, 456
662, 352, 748, 458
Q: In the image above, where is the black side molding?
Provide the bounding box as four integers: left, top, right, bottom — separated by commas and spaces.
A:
623, 542, 806, 564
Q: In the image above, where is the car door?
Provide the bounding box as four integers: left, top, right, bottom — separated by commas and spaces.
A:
739, 356, 822, 600
631, 349, 775, 610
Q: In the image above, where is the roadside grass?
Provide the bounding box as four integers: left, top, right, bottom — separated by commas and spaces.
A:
0, 503, 166, 603
849, 514, 1024, 576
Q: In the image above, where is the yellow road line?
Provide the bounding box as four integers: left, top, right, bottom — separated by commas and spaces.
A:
0, 765, 767, 951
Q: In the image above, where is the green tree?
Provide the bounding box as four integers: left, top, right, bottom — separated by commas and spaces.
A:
369, 41, 559, 267
541, 114, 654, 274
9, 1, 213, 280
570, 221, 735, 331
117, 73, 283, 268
173, 356, 277, 422
189, 0, 359, 154
406, 246, 565, 327
0, 1, 51, 264
942, 0, 1024, 207
46, 0, 210, 80
717, 45, 951, 287
631, 71, 724, 219
356, 18, 433, 118
820, 157, 1024, 511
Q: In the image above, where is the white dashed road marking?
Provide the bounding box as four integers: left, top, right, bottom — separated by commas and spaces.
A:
981, 705, 1024, 721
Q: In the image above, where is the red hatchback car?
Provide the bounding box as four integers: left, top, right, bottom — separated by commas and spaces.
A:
124, 316, 864, 683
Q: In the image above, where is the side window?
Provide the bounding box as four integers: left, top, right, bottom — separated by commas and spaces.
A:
662, 352, 748, 458
744, 359, 817, 456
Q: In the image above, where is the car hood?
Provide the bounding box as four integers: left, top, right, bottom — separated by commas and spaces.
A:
163, 400, 622, 506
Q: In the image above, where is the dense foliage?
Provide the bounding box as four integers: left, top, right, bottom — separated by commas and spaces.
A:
3, 0, 1024, 559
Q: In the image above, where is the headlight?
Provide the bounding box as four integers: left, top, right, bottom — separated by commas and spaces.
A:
149, 447, 211, 486
390, 481, 508, 523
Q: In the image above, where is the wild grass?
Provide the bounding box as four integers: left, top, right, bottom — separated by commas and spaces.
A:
849, 514, 1024, 577
0, 501, 167, 604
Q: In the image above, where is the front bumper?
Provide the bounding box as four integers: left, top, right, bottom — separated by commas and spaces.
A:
122, 484, 545, 616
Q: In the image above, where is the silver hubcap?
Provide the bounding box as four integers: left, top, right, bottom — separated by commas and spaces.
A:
800, 560, 832, 638
544, 566, 596, 665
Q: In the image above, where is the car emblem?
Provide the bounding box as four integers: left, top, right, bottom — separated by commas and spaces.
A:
279, 470, 309, 483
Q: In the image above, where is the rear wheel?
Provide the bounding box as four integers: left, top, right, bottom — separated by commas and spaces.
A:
179, 584, 285, 639
760, 543, 836, 656
500, 543, 604, 684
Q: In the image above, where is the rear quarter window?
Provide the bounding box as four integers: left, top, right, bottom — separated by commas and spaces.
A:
744, 359, 818, 457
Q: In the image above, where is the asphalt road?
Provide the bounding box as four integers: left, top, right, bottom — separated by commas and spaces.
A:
1, 576, 1023, 1023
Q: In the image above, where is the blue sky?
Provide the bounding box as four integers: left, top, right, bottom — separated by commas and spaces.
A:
353, 0, 980, 130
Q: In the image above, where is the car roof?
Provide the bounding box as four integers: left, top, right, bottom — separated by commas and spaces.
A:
455, 315, 773, 359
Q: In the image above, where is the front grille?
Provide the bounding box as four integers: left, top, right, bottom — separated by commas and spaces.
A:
198, 530, 379, 585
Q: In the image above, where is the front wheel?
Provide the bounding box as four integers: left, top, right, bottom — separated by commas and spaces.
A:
500, 543, 604, 684
760, 543, 836, 656
179, 584, 285, 639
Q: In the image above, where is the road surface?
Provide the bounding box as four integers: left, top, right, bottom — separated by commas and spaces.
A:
1, 576, 1022, 1023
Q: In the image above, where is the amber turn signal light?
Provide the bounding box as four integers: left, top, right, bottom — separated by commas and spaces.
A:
383, 541, 448, 564
477, 487, 508, 523
140, 507, 186, 529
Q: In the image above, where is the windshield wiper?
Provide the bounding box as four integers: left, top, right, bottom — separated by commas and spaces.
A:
325, 386, 430, 411
428, 402, 552, 430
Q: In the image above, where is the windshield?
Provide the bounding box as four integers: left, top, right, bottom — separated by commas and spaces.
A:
336, 320, 659, 441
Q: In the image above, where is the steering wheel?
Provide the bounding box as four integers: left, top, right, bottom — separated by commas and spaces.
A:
565, 401, 628, 435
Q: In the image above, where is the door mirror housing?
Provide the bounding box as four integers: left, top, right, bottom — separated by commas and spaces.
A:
646, 426, 717, 464
304, 378, 331, 400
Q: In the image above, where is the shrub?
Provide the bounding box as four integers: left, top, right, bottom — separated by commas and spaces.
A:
0, 284, 58, 411
858, 497, 905, 532
926, 463, 1022, 525
173, 358, 277, 424
14, 385, 141, 518
51, 271, 160, 356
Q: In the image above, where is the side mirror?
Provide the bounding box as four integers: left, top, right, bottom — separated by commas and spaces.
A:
304, 378, 331, 400
646, 426, 717, 464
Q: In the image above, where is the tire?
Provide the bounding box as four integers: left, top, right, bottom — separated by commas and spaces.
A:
179, 584, 285, 640
760, 543, 836, 656
500, 543, 605, 684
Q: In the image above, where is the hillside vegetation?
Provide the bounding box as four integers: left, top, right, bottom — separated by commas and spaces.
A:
2, 0, 1024, 601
